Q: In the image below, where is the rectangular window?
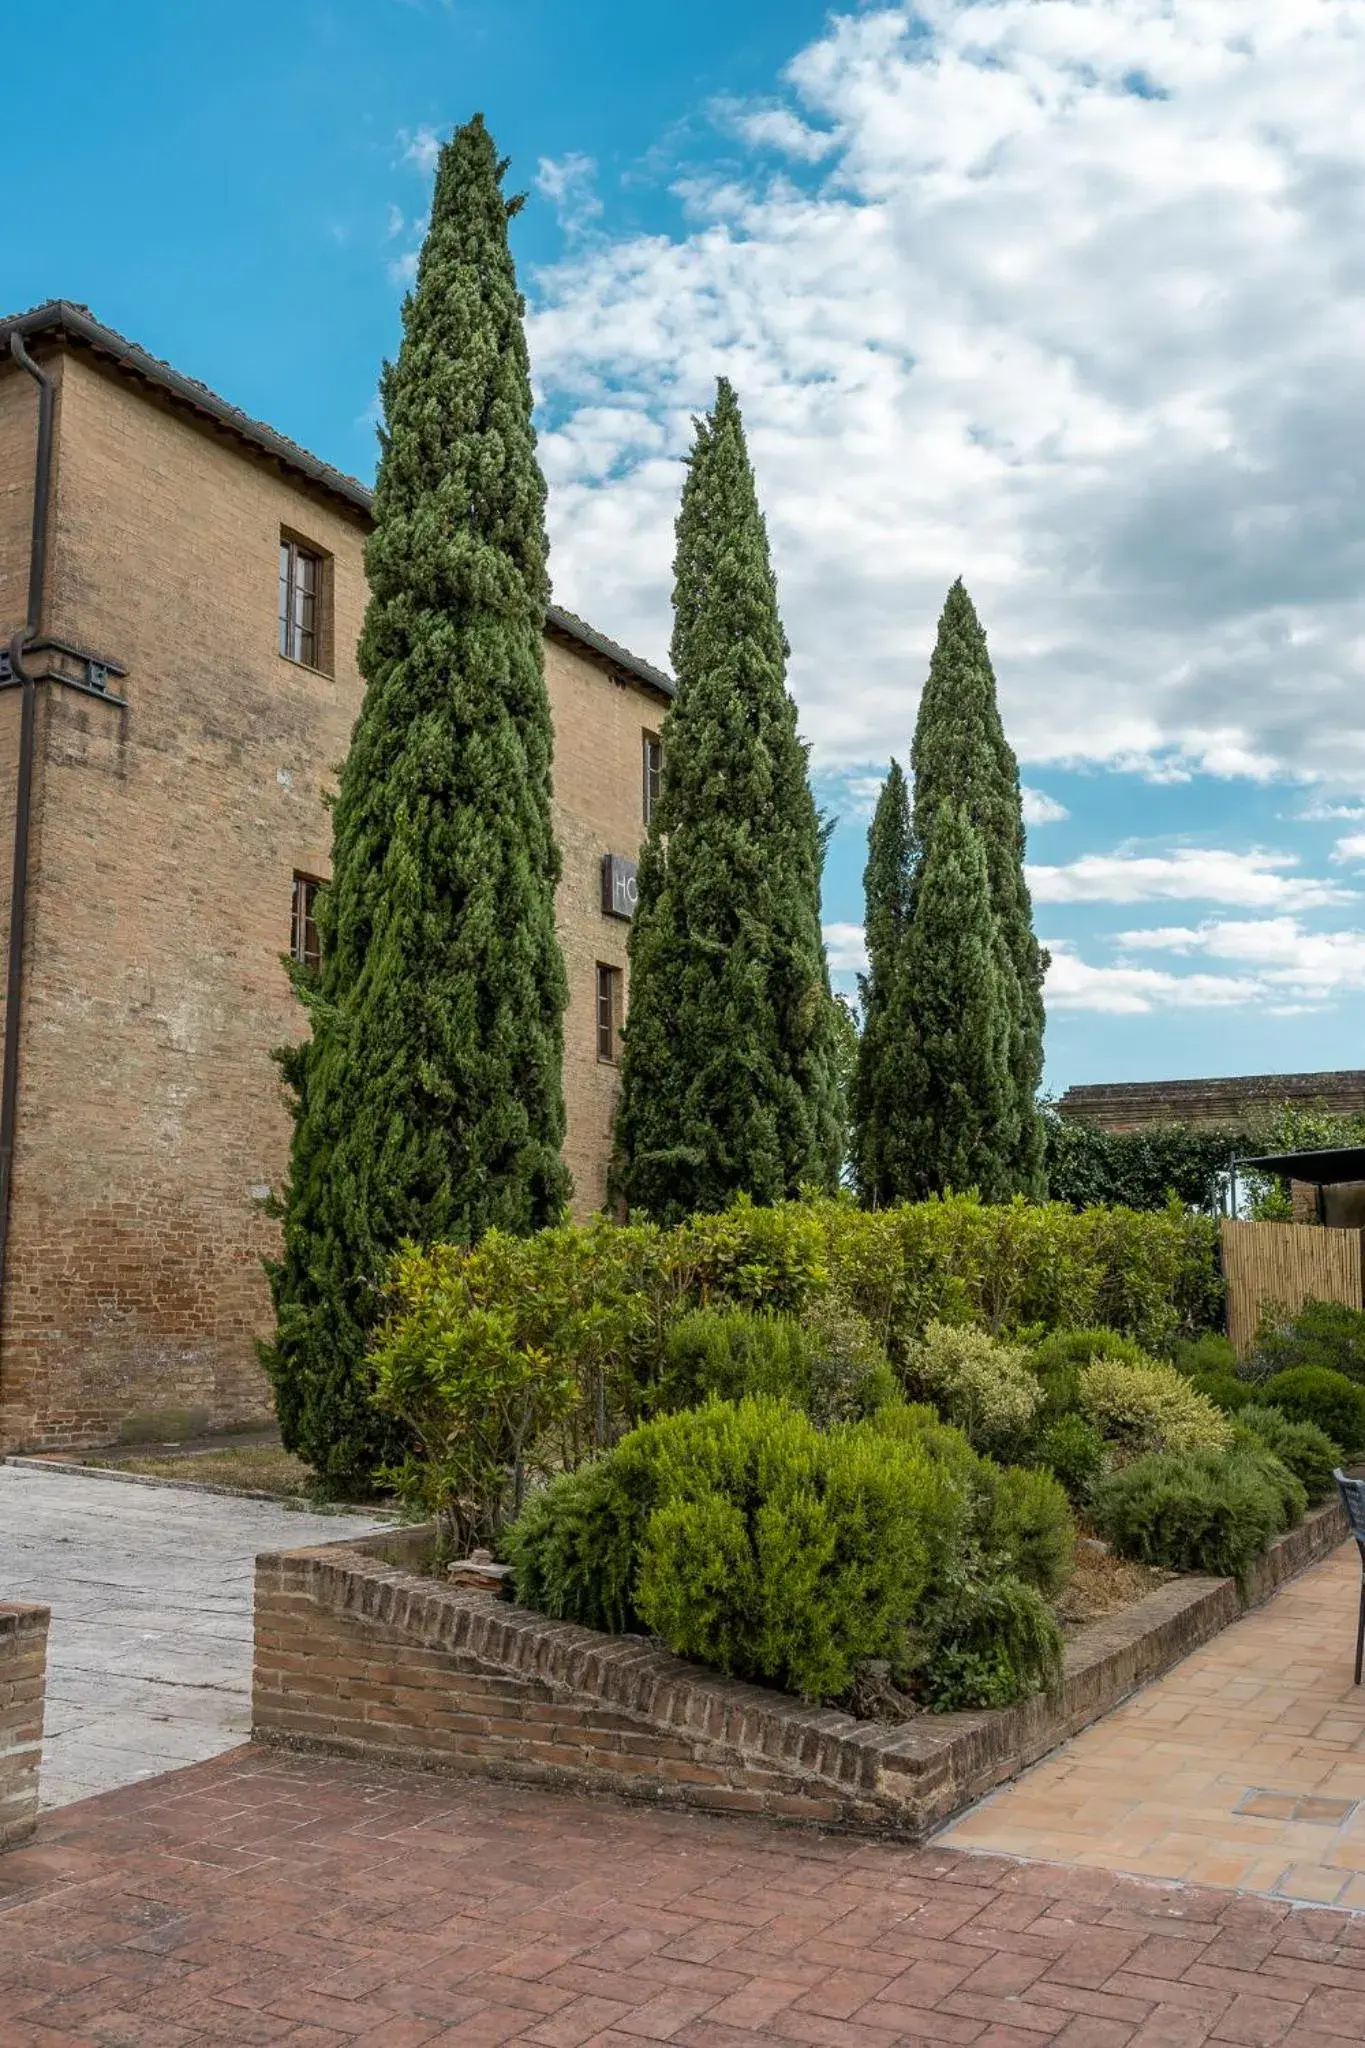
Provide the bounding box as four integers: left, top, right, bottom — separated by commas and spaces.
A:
596, 963, 623, 1064
291, 873, 322, 971
278, 536, 324, 668
642, 732, 663, 826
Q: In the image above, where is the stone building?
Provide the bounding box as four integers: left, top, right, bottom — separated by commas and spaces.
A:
0, 300, 671, 1452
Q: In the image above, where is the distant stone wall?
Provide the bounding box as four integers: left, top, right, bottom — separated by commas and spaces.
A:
1057, 1070, 1365, 1134
0, 1603, 48, 1850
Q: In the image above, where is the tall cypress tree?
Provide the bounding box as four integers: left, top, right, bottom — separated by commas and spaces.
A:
612, 379, 840, 1223
893, 800, 1014, 1200
263, 115, 569, 1488
910, 579, 1046, 1192
850, 760, 916, 1205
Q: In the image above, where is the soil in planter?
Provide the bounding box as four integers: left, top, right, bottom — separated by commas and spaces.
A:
1056, 1537, 1172, 1633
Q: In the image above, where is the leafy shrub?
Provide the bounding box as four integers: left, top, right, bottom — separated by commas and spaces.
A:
503, 1453, 652, 1634
1042, 1107, 1254, 1216
1171, 1333, 1238, 1377
917, 1573, 1064, 1710
1093, 1446, 1301, 1584
1253, 1298, 1365, 1387
1236, 1405, 1339, 1503
1034, 1413, 1110, 1506
906, 1322, 1042, 1460
1079, 1357, 1233, 1459
1259, 1367, 1365, 1454
512, 1397, 948, 1700
371, 1281, 578, 1550
1188, 1372, 1259, 1415
634, 1404, 942, 1700
658, 1308, 813, 1412
799, 1295, 901, 1424
983, 1465, 1075, 1598
1025, 1327, 1152, 1424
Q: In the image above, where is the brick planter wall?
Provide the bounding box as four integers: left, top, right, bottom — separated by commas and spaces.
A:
253, 1501, 1348, 1841
0, 1603, 48, 1850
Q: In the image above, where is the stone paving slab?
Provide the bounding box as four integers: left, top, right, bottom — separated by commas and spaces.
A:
943, 1538, 1365, 1909
3, 1744, 1365, 2044
0, 1465, 388, 1809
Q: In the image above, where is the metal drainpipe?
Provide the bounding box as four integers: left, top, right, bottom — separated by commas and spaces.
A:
0, 330, 55, 1311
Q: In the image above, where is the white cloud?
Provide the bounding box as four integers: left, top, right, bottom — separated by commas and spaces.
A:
712, 98, 839, 163
1044, 942, 1264, 1015
536, 153, 603, 236
1296, 800, 1365, 822
1021, 787, 1068, 826
399, 125, 441, 175
1120, 916, 1365, 1000
1026, 847, 1349, 910
823, 921, 868, 972
529, 1, 1365, 782
1332, 832, 1365, 864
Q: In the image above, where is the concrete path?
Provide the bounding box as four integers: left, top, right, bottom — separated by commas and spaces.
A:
4, 1747, 1364, 2044
944, 1539, 1365, 1909
0, 1463, 388, 1810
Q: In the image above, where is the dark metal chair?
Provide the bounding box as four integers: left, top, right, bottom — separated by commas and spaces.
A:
1334, 1470, 1365, 1685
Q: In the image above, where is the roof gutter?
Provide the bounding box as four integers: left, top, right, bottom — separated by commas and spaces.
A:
0, 331, 54, 1315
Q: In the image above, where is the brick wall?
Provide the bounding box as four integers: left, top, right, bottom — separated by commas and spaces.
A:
1056, 1071, 1365, 1133
0, 1602, 48, 1851
0, 343, 669, 1451
251, 1510, 1349, 1843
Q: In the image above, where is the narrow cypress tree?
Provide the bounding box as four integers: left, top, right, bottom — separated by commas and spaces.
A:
850, 760, 916, 1205
893, 801, 1014, 1200
910, 579, 1046, 1191
612, 379, 840, 1223
263, 115, 569, 1488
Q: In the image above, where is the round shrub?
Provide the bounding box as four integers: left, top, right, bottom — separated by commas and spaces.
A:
1188, 1372, 1258, 1415
906, 1323, 1042, 1461
1259, 1367, 1365, 1453
1025, 1327, 1152, 1425
1169, 1332, 1238, 1377
983, 1465, 1076, 1599
631, 1399, 941, 1699
658, 1308, 811, 1412
1079, 1357, 1233, 1459
503, 1452, 654, 1635
1035, 1413, 1109, 1506
1092, 1446, 1299, 1585
1253, 1298, 1365, 1385
1237, 1405, 1339, 1503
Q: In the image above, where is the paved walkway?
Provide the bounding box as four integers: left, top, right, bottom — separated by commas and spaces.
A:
943, 1541, 1365, 1909
0, 1464, 387, 1809
5, 1745, 1365, 2045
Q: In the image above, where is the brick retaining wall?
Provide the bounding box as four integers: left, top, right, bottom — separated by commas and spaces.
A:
252, 1499, 1347, 1842
0, 1602, 48, 1850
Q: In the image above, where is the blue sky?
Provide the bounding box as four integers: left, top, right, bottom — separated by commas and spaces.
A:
10, 0, 1365, 1095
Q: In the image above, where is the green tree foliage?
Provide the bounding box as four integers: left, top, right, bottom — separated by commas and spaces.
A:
892, 800, 1017, 1200
850, 760, 917, 1204
1043, 1107, 1251, 1213
611, 380, 840, 1222
263, 115, 569, 1489
909, 580, 1046, 1192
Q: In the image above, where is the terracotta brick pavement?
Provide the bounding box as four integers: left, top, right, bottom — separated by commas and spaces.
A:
4, 1746, 1365, 2045
943, 1542, 1365, 1909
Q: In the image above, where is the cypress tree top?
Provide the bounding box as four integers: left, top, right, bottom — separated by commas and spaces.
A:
264, 114, 568, 1487
910, 578, 1046, 1192
612, 378, 840, 1222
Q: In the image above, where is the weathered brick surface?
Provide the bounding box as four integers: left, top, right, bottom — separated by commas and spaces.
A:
0, 1603, 47, 1851
250, 1502, 1348, 1843
0, 338, 667, 1451
2, 1744, 1361, 2044
1057, 1071, 1365, 1133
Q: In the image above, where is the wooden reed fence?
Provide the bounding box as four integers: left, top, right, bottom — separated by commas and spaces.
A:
1221, 1219, 1365, 1357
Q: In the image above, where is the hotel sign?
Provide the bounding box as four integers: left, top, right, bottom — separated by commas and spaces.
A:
601, 853, 638, 920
